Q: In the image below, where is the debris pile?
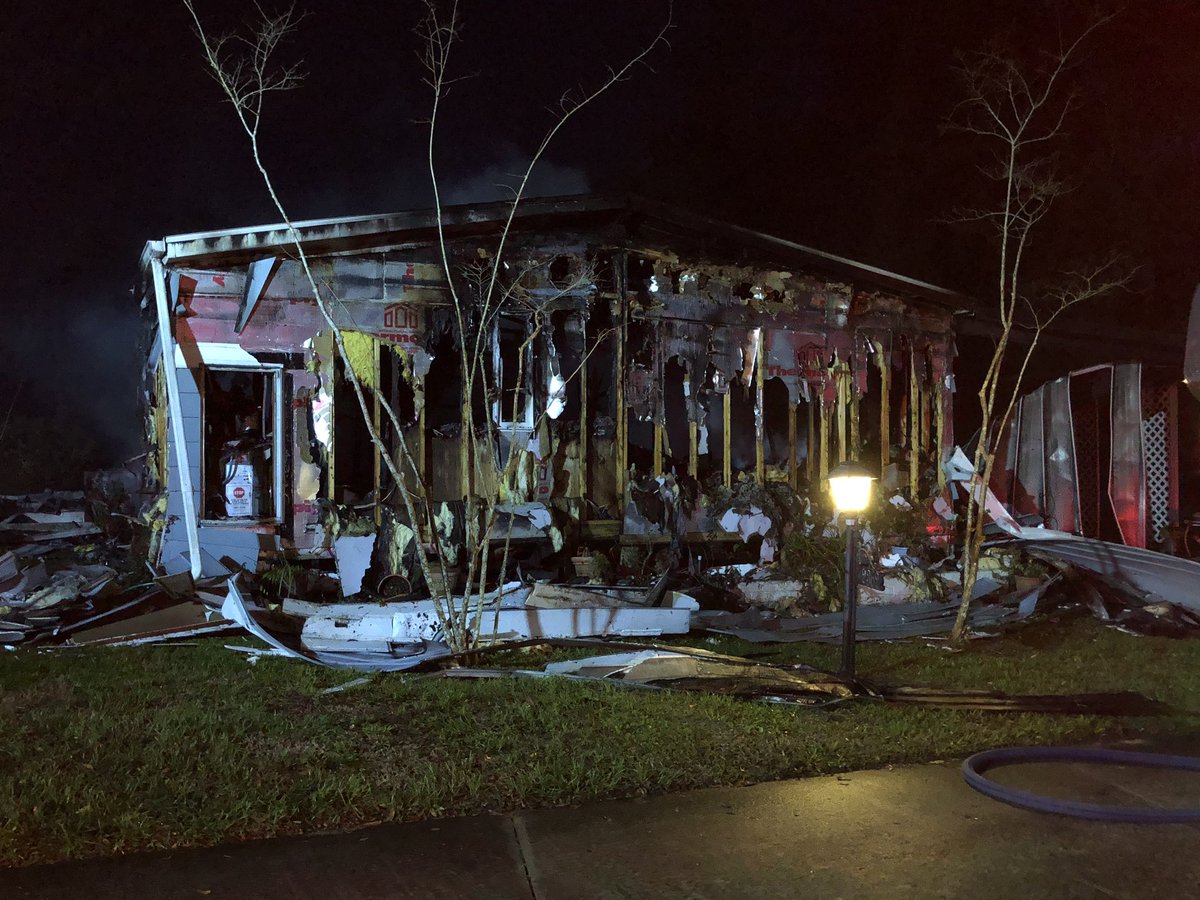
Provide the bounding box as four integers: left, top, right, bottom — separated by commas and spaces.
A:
4, 476, 1200, 684
1024, 534, 1200, 638
697, 532, 1200, 644
0, 484, 701, 664
0, 488, 236, 649
2, 490, 114, 645
685, 487, 1200, 644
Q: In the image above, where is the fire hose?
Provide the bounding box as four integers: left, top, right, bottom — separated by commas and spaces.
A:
962, 746, 1200, 823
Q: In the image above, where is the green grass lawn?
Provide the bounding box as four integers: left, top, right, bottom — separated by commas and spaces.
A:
2, 614, 1198, 867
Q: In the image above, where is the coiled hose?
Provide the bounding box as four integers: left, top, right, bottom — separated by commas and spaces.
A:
962, 746, 1200, 823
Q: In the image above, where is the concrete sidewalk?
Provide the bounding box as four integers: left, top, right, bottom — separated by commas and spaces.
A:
4, 758, 1199, 899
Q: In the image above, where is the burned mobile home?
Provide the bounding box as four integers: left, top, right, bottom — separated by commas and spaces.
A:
138, 196, 960, 587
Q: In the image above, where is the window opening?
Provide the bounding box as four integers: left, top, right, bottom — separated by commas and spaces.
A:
426, 328, 464, 501
728, 375, 757, 475
332, 354, 375, 504
762, 377, 791, 468
664, 357, 689, 473
203, 367, 280, 520
494, 315, 533, 426
378, 344, 418, 502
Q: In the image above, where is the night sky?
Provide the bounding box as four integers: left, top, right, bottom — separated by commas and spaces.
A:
3, 1, 1198, 473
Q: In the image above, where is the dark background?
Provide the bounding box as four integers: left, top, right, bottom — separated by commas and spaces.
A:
2, 1, 1197, 485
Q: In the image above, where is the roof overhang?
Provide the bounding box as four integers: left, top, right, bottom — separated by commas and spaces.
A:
140, 194, 969, 308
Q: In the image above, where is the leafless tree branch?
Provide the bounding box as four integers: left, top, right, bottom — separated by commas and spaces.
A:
943, 11, 1119, 644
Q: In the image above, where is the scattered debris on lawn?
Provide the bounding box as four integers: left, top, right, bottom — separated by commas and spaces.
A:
1021, 532, 1200, 612
542, 648, 855, 700
875, 686, 1172, 716
697, 586, 1046, 644
436, 647, 857, 706
4, 464, 1200, 705
427, 641, 1171, 715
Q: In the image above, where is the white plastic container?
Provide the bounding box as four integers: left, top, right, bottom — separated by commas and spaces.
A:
224, 461, 256, 517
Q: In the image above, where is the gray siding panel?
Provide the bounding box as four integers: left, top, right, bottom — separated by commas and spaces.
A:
166, 420, 202, 453
197, 525, 276, 576
176, 367, 202, 395
176, 391, 202, 420
167, 491, 196, 519
167, 444, 202, 474
166, 409, 202, 520
166, 465, 202, 512
158, 367, 205, 574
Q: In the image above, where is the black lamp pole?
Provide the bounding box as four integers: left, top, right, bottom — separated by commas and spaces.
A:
840, 517, 859, 678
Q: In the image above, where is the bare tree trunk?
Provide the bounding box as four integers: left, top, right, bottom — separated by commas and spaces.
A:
944, 14, 1127, 644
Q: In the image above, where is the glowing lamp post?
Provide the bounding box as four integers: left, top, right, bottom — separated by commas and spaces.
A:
828, 461, 875, 679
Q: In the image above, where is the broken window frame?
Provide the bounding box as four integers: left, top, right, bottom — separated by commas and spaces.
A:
492, 314, 536, 429
200, 362, 285, 525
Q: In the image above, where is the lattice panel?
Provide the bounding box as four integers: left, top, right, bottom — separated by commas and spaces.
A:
1143, 410, 1169, 543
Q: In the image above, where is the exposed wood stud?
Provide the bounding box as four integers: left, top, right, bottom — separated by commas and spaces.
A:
916, 382, 924, 459
653, 324, 665, 477
920, 354, 932, 456
653, 422, 664, 475
579, 336, 588, 506
836, 364, 848, 465
806, 399, 815, 481
723, 390, 732, 487
909, 346, 919, 497
373, 340, 382, 527
849, 386, 860, 461
328, 368, 337, 502
614, 255, 627, 507
687, 372, 699, 477
755, 331, 765, 484
876, 340, 891, 470
935, 383, 947, 491
819, 401, 831, 482
787, 401, 798, 488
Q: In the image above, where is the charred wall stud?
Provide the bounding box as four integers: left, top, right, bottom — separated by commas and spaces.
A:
909, 345, 920, 498
875, 339, 891, 471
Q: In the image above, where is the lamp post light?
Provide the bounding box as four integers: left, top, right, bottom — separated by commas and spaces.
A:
828, 461, 875, 679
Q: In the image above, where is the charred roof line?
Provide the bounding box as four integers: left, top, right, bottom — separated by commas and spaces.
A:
140, 194, 967, 307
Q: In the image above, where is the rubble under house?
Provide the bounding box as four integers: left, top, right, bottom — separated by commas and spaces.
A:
138, 196, 960, 585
